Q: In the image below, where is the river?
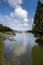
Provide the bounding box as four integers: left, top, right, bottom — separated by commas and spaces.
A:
4, 33, 43, 65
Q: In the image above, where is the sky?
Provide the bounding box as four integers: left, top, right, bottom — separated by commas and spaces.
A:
0, 0, 43, 31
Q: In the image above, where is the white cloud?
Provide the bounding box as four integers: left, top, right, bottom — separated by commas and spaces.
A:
8, 0, 23, 8
10, 7, 28, 22
18, 24, 23, 27
31, 18, 34, 22
5, 6, 29, 28
4, 0, 29, 30
24, 23, 29, 27
14, 7, 28, 19
10, 12, 14, 17
8, 5, 29, 28
7, 0, 29, 23
18, 23, 29, 27
23, 18, 29, 22
10, 7, 28, 21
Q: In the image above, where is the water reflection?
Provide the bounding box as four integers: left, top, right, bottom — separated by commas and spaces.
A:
4, 33, 37, 65
14, 33, 28, 56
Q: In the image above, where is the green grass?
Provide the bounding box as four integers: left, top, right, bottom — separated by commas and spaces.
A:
0, 36, 6, 65
0, 35, 10, 65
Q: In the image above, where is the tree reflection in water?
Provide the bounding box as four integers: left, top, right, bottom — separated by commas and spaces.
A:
32, 45, 43, 65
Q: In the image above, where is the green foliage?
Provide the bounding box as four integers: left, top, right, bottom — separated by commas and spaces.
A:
35, 38, 43, 46
0, 24, 13, 32
0, 36, 6, 65
32, 0, 43, 36
26, 30, 32, 33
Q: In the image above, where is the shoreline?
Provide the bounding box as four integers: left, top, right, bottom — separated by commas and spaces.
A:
0, 35, 10, 65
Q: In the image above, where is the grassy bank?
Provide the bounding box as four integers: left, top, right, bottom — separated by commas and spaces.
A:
0, 35, 10, 65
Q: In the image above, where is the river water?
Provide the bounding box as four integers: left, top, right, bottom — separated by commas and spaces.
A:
4, 33, 43, 65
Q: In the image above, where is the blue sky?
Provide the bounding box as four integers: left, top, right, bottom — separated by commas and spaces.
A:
0, 0, 43, 31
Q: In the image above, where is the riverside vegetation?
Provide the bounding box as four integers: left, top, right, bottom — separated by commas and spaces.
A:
0, 24, 13, 65
0, 35, 10, 65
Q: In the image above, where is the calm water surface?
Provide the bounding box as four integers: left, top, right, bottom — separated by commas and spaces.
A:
4, 33, 38, 65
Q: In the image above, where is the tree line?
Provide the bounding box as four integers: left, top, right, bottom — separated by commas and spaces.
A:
0, 24, 13, 32
32, 0, 43, 37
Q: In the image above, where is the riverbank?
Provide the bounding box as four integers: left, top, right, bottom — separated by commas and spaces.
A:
0, 35, 10, 65
0, 32, 16, 41
26, 30, 33, 33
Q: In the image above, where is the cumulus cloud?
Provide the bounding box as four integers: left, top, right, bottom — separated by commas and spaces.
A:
24, 22, 29, 27
17, 22, 29, 27
31, 18, 34, 22
10, 7, 29, 27
8, 0, 23, 8
10, 7, 28, 22
4, 0, 29, 30
23, 18, 29, 22
10, 12, 14, 17
14, 7, 28, 19
7, 0, 29, 23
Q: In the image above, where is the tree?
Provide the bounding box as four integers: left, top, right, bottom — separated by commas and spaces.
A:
0, 24, 13, 32
32, 0, 43, 37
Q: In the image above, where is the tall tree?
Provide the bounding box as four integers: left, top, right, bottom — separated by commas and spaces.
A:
33, 0, 43, 36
